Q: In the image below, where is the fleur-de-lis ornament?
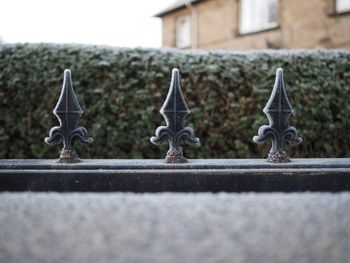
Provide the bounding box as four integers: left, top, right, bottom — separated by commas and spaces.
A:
45, 69, 92, 163
151, 68, 200, 163
253, 68, 302, 163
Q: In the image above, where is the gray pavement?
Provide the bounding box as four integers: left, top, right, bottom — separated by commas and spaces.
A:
0, 192, 349, 263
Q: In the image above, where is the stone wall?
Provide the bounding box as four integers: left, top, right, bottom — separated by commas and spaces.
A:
161, 0, 350, 50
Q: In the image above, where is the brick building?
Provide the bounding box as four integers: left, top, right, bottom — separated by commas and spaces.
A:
155, 0, 350, 50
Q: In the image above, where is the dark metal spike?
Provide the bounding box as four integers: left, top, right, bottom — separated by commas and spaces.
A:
160, 69, 190, 114
54, 70, 83, 114
45, 69, 92, 163
253, 68, 302, 163
150, 68, 200, 163
264, 68, 293, 114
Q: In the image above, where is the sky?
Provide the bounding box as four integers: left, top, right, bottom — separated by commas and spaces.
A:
0, 0, 175, 48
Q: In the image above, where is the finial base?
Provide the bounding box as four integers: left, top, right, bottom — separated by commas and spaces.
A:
165, 147, 188, 164
58, 149, 80, 163
267, 150, 290, 163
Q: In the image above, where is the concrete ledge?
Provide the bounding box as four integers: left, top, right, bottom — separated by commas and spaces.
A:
1, 159, 350, 192
0, 192, 349, 263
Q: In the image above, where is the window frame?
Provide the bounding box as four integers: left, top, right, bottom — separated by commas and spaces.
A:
238, 0, 279, 36
333, 0, 350, 15
175, 15, 192, 49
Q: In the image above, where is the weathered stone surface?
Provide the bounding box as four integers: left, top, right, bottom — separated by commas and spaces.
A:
0, 192, 349, 263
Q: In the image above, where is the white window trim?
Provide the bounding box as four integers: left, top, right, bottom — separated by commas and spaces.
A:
239, 0, 279, 35
335, 0, 350, 14
175, 15, 192, 48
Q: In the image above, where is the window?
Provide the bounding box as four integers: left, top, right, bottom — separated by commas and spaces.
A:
239, 0, 278, 34
176, 15, 191, 48
335, 0, 350, 13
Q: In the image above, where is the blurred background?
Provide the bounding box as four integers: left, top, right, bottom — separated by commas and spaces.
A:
0, 0, 173, 48
0, 0, 349, 159
156, 0, 350, 50
1, 0, 349, 50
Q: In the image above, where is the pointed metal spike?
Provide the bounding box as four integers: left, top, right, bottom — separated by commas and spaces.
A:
264, 68, 293, 113
253, 68, 302, 163
151, 68, 200, 163
54, 69, 83, 114
45, 69, 92, 163
160, 68, 190, 114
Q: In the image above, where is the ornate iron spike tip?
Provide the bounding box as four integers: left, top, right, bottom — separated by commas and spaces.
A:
45, 69, 92, 163
253, 68, 302, 163
150, 68, 200, 163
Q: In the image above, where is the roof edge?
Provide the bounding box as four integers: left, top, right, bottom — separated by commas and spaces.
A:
154, 0, 201, 17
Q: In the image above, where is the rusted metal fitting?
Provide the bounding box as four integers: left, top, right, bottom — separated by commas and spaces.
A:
45, 69, 92, 163
253, 68, 302, 163
150, 68, 200, 163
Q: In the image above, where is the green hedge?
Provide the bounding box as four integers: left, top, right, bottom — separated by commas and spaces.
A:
0, 44, 349, 159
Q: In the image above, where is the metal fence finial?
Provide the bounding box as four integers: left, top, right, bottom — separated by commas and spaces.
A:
45, 69, 92, 163
253, 68, 302, 163
150, 68, 200, 163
